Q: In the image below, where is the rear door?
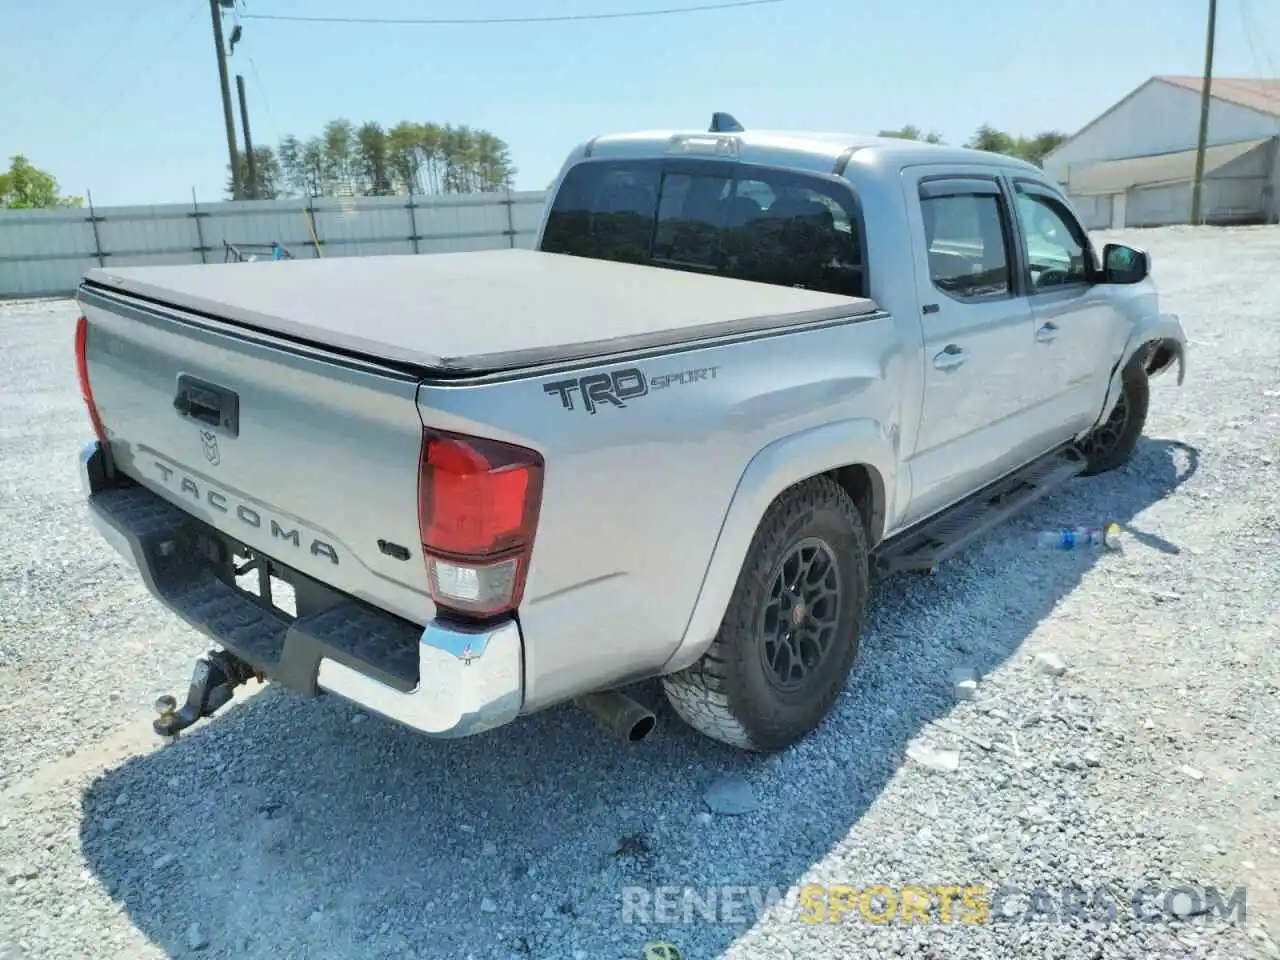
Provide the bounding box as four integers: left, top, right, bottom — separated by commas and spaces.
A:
899, 168, 1039, 525
1007, 177, 1128, 440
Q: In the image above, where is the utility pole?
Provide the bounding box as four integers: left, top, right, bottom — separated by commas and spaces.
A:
209, 0, 241, 200
236, 75, 259, 199
1189, 0, 1218, 225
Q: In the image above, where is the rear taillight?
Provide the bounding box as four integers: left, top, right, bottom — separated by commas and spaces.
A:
75, 315, 107, 445
417, 428, 544, 619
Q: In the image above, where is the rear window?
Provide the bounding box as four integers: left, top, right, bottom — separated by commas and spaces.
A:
541, 160, 865, 297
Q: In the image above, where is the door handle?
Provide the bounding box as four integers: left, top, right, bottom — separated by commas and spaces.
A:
1036, 322, 1059, 343
932, 345, 969, 371
174, 375, 240, 436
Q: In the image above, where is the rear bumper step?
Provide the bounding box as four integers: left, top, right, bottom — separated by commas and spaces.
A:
79, 441, 523, 738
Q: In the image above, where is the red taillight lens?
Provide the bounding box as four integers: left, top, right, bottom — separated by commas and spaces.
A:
417, 428, 544, 618
75, 315, 107, 444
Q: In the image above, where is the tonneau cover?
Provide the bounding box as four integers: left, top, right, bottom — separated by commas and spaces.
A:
82, 248, 879, 376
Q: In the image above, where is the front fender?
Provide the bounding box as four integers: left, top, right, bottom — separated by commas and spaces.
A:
659, 417, 896, 675
1095, 311, 1187, 428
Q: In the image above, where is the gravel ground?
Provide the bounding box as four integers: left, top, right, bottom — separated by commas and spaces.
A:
1, 227, 1278, 960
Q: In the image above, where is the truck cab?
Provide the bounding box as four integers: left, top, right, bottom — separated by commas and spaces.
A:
534, 121, 1184, 538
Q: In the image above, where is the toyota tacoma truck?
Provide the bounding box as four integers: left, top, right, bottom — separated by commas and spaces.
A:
75, 115, 1186, 753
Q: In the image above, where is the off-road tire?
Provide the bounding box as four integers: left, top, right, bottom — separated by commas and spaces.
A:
661, 476, 869, 752
1079, 355, 1150, 476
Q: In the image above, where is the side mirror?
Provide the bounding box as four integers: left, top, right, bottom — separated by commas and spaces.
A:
1102, 243, 1149, 284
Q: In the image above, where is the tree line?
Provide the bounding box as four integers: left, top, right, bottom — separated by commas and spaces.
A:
0, 156, 83, 209
877, 124, 1068, 168
227, 119, 517, 201
3, 122, 1066, 212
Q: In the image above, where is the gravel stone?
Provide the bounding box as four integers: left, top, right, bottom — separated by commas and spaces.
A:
952, 666, 979, 700
185, 922, 208, 951
1033, 652, 1068, 677
703, 775, 757, 815
905, 742, 960, 773
2, 228, 1279, 958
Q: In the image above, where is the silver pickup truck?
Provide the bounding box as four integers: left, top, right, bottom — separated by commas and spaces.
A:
75, 117, 1186, 754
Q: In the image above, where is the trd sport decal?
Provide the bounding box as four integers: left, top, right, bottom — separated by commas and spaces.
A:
543, 364, 720, 415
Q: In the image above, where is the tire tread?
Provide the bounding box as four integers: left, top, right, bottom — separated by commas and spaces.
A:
662, 476, 868, 752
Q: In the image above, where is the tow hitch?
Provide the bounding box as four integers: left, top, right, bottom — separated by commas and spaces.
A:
153, 649, 257, 740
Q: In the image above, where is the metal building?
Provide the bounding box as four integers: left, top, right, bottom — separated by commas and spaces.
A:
1043, 76, 1280, 229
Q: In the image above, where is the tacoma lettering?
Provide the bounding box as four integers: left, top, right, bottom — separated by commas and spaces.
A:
150, 461, 338, 565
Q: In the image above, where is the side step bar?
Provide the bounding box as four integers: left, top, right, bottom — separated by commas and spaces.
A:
873, 448, 1086, 575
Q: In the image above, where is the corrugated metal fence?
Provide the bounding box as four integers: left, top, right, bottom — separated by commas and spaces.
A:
0, 190, 551, 299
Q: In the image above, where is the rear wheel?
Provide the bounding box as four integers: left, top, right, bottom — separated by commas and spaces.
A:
661, 476, 869, 752
1079, 356, 1149, 476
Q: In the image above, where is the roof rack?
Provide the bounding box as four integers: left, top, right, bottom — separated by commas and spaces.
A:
709, 112, 744, 133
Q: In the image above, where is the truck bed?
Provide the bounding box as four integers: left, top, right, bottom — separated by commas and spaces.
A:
82, 248, 877, 376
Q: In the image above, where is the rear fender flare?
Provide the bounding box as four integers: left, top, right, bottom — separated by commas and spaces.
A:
659, 418, 895, 675
1094, 312, 1187, 428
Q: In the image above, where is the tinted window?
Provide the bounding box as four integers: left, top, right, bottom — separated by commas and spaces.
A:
541, 160, 864, 297
540, 163, 660, 266
1014, 188, 1090, 289
919, 192, 1012, 301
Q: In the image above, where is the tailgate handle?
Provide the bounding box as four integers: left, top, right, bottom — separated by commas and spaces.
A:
174, 375, 239, 437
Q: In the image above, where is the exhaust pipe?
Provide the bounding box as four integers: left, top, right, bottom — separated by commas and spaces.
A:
575, 691, 656, 743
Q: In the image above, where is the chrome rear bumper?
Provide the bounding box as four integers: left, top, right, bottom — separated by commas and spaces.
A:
315, 619, 522, 737
79, 440, 523, 738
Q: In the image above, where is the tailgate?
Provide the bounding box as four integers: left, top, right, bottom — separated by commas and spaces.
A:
77, 284, 435, 626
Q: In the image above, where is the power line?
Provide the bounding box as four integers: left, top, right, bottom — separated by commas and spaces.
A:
1234, 0, 1280, 144
1238, 0, 1279, 86
93, 0, 206, 109
246, 54, 277, 139
64, 1, 172, 94
240, 0, 784, 26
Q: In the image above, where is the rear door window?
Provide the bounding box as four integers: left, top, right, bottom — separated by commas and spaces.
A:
919, 191, 1014, 301
541, 159, 865, 296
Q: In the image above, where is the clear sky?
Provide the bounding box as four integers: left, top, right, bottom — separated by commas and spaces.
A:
4, 0, 1279, 207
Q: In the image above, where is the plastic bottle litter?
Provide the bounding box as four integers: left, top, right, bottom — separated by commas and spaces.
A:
1037, 522, 1122, 551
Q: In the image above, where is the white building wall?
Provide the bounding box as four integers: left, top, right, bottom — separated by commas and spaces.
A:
1044, 80, 1280, 183
1066, 194, 1112, 230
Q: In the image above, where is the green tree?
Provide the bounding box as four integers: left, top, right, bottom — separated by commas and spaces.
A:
474, 130, 517, 191
271, 118, 516, 198
225, 147, 282, 200
388, 121, 425, 194
0, 155, 83, 208
355, 122, 393, 195
276, 135, 326, 197
1017, 131, 1068, 168
322, 119, 357, 191
440, 124, 477, 193
966, 124, 1018, 156
961, 125, 1069, 168
878, 125, 944, 144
